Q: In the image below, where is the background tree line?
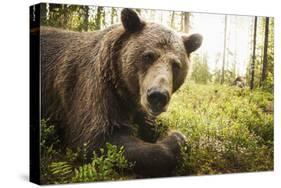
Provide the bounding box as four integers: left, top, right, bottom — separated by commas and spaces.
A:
40, 3, 274, 92
247, 16, 274, 91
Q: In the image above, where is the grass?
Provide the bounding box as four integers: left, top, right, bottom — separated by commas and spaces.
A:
159, 83, 273, 175
40, 82, 274, 184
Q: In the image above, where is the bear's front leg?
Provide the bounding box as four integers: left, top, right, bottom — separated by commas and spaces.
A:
109, 129, 186, 177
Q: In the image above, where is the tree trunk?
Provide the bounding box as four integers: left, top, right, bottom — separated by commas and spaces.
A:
261, 17, 269, 86
250, 16, 258, 90
62, 5, 68, 29
160, 11, 163, 24
49, 3, 59, 12
95, 7, 102, 30
101, 8, 106, 28
40, 3, 47, 25
182, 12, 190, 33
180, 13, 184, 31
221, 15, 228, 84
83, 6, 89, 31
111, 7, 116, 25
170, 11, 175, 29
48, 4, 59, 26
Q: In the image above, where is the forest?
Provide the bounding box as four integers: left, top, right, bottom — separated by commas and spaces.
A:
38, 4, 274, 184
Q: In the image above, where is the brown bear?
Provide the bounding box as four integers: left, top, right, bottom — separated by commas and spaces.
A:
41, 8, 202, 177
233, 76, 246, 88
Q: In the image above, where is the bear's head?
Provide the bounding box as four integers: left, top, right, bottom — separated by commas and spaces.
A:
119, 9, 202, 117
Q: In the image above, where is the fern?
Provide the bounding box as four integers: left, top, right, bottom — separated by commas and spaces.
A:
43, 142, 133, 184
72, 143, 133, 182
49, 162, 73, 184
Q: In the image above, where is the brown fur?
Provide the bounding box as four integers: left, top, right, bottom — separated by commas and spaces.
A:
233, 76, 246, 88
41, 8, 202, 177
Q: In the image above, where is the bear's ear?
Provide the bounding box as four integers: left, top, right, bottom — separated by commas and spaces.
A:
121, 8, 145, 32
182, 33, 203, 54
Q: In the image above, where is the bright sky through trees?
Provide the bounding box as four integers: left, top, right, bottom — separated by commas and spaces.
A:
45, 5, 271, 79
191, 13, 253, 76
109, 8, 255, 76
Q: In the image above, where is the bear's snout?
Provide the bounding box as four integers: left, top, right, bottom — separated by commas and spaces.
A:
147, 87, 169, 115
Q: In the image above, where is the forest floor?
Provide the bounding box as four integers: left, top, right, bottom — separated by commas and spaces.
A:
160, 83, 273, 175
40, 83, 274, 184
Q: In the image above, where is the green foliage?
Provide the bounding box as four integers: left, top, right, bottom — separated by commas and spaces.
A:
41, 83, 273, 183
40, 119, 61, 183
40, 119, 60, 148
246, 17, 274, 91
40, 120, 133, 184
191, 53, 212, 84
49, 162, 73, 183
72, 144, 133, 183
158, 83, 273, 175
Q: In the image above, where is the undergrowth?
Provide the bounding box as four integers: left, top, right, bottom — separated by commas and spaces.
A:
40, 120, 133, 184
40, 83, 273, 183
159, 83, 273, 175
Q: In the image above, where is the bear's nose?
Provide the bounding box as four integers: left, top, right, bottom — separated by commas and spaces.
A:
147, 87, 169, 111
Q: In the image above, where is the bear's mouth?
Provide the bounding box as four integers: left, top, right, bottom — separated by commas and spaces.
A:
147, 108, 164, 117
140, 98, 167, 117
145, 103, 168, 117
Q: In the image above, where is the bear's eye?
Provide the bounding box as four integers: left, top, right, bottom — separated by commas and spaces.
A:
142, 51, 156, 64
172, 59, 181, 71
